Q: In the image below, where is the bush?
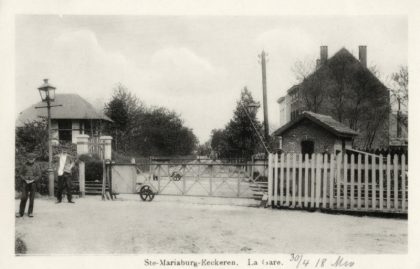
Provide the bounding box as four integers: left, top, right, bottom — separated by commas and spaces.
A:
79, 154, 103, 181
15, 119, 48, 161
85, 161, 103, 181
15, 237, 27, 255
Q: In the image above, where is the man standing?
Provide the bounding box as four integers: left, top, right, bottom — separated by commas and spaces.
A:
16, 153, 40, 218
56, 148, 75, 203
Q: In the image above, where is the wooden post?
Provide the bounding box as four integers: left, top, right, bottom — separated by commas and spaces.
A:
274, 154, 279, 206
343, 154, 348, 209
292, 154, 296, 207
267, 154, 273, 206
311, 154, 316, 208
336, 154, 342, 209
372, 156, 376, 210
285, 154, 290, 206
157, 165, 161, 193
387, 154, 391, 209
357, 154, 362, 209
350, 154, 355, 209
100, 136, 113, 160
108, 162, 113, 199
393, 154, 399, 210
298, 154, 303, 208
251, 155, 254, 181
379, 155, 384, 210
322, 154, 328, 208
280, 153, 285, 205
209, 164, 213, 196
183, 165, 187, 195
79, 161, 85, 197
402, 154, 406, 211
315, 154, 321, 208
304, 154, 309, 208
364, 155, 369, 210
237, 176, 241, 197
329, 154, 334, 209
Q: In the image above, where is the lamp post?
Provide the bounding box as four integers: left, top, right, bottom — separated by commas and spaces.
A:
239, 101, 270, 154
36, 79, 61, 197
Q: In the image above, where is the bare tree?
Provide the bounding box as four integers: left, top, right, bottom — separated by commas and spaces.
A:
291, 57, 316, 82
389, 66, 408, 139
291, 51, 391, 149
390, 66, 408, 111
291, 57, 328, 113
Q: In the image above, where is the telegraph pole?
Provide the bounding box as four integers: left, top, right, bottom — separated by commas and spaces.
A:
259, 50, 269, 143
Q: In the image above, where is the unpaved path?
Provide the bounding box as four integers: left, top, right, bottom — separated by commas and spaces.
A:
15, 195, 407, 254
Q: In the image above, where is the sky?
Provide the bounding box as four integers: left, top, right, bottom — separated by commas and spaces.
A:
15, 15, 407, 143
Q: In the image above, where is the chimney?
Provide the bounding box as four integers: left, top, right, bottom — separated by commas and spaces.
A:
359, 45, 367, 68
320, 46, 328, 65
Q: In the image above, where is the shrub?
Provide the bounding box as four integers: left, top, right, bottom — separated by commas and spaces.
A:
85, 161, 103, 181
79, 154, 103, 181
15, 119, 48, 161
15, 237, 27, 255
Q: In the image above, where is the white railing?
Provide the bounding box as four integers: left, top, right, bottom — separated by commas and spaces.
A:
267, 153, 408, 213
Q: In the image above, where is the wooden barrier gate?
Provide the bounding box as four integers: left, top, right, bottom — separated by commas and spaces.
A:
136, 159, 268, 199
267, 153, 408, 214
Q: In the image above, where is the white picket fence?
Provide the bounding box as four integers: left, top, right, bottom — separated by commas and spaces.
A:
267, 153, 408, 213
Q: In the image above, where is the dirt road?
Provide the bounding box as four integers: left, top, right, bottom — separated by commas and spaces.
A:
15, 195, 407, 254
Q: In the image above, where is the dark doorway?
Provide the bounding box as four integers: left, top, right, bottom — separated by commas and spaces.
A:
301, 140, 315, 157
58, 120, 72, 142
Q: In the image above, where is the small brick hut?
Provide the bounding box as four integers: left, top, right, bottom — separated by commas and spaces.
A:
273, 111, 359, 155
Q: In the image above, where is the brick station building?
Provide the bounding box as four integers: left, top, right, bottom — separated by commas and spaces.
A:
273, 111, 359, 156
277, 46, 390, 150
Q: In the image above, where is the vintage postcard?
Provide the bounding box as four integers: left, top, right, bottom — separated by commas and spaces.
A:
1, 0, 418, 269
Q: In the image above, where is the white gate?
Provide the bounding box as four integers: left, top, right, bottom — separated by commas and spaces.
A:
111, 164, 137, 194
138, 159, 268, 199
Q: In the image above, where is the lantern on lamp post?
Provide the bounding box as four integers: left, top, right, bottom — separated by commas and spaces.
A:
246, 102, 260, 115
239, 100, 270, 154
36, 79, 61, 197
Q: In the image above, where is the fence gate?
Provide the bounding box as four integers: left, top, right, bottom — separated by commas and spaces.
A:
267, 153, 408, 214
136, 159, 268, 199
111, 164, 137, 194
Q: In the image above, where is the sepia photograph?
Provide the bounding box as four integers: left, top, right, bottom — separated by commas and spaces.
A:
1, 1, 418, 268
13, 14, 408, 255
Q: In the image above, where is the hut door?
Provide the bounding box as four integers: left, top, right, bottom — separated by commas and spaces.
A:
301, 140, 314, 156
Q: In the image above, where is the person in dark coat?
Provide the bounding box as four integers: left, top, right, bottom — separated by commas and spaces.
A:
16, 153, 41, 218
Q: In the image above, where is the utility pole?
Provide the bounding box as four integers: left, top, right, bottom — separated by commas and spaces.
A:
259, 50, 269, 143
397, 97, 401, 138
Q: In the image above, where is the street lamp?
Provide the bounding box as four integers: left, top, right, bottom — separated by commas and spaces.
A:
37, 79, 61, 197
239, 101, 270, 154
246, 102, 260, 115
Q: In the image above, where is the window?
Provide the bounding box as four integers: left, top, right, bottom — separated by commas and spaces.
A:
301, 140, 314, 157
291, 110, 301, 121
58, 120, 72, 142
